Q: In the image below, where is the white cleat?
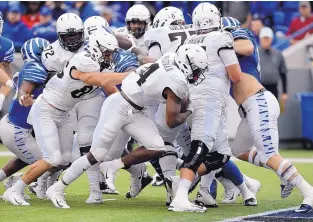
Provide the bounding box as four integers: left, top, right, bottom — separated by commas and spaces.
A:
243, 175, 261, 197
100, 163, 117, 192
3, 188, 30, 206
164, 176, 180, 206
86, 190, 103, 204
151, 173, 164, 186
195, 189, 218, 208
221, 187, 241, 204
169, 199, 207, 212
46, 185, 70, 209
32, 186, 47, 199
4, 173, 23, 189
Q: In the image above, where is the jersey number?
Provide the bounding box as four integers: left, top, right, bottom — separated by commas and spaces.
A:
44, 45, 55, 58
137, 63, 160, 86
71, 86, 94, 99
168, 31, 196, 46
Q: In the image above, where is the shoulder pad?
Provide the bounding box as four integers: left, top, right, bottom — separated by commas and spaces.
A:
73, 52, 100, 73
221, 31, 234, 48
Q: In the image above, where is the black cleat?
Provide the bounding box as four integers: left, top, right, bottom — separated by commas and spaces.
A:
244, 197, 258, 206
126, 174, 153, 198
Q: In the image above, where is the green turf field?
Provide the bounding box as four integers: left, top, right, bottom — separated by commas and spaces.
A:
0, 147, 312, 222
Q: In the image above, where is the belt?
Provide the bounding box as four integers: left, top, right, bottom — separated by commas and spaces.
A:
41, 96, 66, 112
238, 88, 266, 118
120, 91, 143, 111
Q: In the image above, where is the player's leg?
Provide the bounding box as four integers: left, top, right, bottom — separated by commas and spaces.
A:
245, 91, 313, 212
3, 98, 64, 206
46, 93, 128, 208
76, 95, 105, 204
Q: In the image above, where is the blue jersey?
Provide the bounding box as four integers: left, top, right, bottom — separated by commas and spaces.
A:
113, 49, 139, 72
8, 62, 48, 129
0, 36, 14, 63
231, 28, 261, 83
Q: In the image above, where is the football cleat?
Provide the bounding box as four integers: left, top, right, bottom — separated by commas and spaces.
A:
100, 163, 118, 192
4, 174, 31, 200
295, 204, 313, 213
244, 197, 258, 206
221, 187, 241, 204
126, 171, 152, 198
164, 176, 180, 206
281, 183, 294, 199
194, 189, 218, 208
86, 190, 103, 204
151, 173, 164, 186
100, 182, 120, 195
169, 199, 207, 213
3, 188, 30, 206
244, 176, 261, 197
46, 185, 70, 209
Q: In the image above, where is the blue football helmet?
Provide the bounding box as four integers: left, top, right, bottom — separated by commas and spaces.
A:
21, 38, 50, 62
221, 17, 241, 32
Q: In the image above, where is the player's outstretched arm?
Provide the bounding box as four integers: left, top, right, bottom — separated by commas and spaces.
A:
233, 39, 254, 56
164, 88, 192, 129
72, 70, 130, 88
0, 66, 14, 90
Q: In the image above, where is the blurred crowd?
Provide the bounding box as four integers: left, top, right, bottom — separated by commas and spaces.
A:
1, 1, 313, 52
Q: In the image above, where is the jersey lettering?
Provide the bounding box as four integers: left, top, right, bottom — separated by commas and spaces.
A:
168, 31, 196, 48
43, 45, 55, 58
137, 63, 160, 86
71, 85, 94, 98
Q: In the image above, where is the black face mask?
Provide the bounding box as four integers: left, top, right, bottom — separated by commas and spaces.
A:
187, 68, 206, 85
127, 20, 146, 39
59, 30, 84, 52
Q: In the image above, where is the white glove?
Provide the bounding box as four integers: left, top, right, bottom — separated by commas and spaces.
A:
5, 79, 14, 89
0, 94, 5, 111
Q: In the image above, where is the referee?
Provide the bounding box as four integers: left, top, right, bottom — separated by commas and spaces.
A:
259, 27, 288, 106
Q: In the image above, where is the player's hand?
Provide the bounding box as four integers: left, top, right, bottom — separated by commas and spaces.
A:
19, 94, 34, 107
281, 93, 288, 103
0, 94, 5, 111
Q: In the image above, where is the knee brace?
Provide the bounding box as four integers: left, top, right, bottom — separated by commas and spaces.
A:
203, 151, 230, 172
181, 140, 209, 173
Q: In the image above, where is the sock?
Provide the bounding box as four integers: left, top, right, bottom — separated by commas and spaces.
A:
0, 170, 7, 182
221, 160, 243, 186
111, 158, 125, 171
124, 163, 144, 177
237, 183, 253, 200
47, 170, 62, 188
149, 158, 164, 179
159, 151, 177, 178
86, 163, 101, 192
13, 179, 27, 193
62, 155, 92, 185
175, 178, 192, 202
200, 171, 215, 189
277, 159, 313, 196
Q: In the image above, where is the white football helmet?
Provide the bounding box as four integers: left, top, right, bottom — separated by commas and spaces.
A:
84, 16, 111, 38
175, 44, 208, 85
152, 6, 185, 28
85, 30, 119, 70
192, 3, 221, 32
125, 4, 150, 38
56, 13, 84, 52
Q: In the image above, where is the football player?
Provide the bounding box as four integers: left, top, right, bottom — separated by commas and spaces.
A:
0, 11, 15, 111
222, 16, 313, 213
0, 38, 50, 199
3, 31, 126, 206
46, 44, 208, 209
169, 3, 256, 212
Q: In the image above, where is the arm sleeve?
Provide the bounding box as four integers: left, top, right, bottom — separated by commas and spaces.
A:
232, 29, 250, 40
3, 40, 14, 63
279, 53, 288, 93
218, 48, 239, 67
113, 50, 139, 72
23, 62, 48, 85
73, 53, 100, 73
148, 44, 162, 59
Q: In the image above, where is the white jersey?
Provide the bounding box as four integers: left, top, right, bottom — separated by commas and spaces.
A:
41, 40, 83, 73
121, 53, 188, 107
144, 24, 194, 58
115, 26, 148, 54
185, 31, 234, 80
43, 51, 102, 111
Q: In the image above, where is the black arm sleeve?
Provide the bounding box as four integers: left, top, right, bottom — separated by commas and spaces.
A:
279, 53, 288, 93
